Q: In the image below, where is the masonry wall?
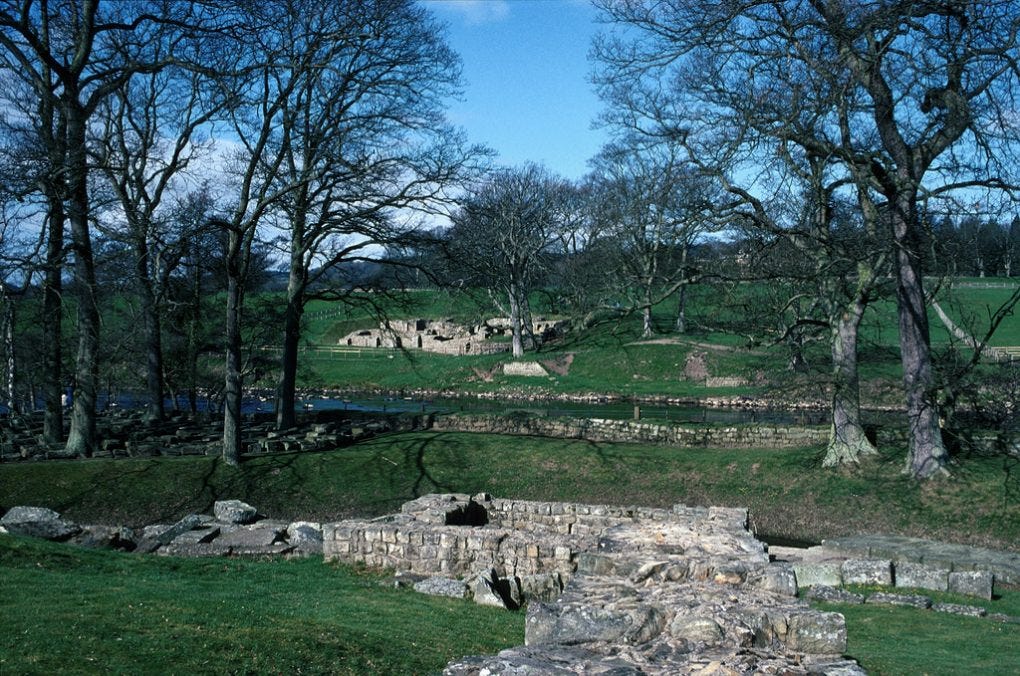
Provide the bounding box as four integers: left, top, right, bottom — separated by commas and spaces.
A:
430, 413, 830, 449
322, 519, 579, 577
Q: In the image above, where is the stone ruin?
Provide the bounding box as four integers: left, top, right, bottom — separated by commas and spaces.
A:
340, 317, 569, 356
5, 493, 1017, 673
324, 494, 864, 674
0, 500, 324, 558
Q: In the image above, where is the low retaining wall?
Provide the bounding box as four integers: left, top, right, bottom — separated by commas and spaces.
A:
430, 413, 830, 449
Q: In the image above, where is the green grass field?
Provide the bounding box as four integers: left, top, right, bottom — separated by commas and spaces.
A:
292, 280, 1020, 403
2, 431, 1016, 549
2, 431, 1019, 674
0, 535, 521, 675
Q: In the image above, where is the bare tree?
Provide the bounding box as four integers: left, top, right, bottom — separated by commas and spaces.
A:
92, 47, 223, 422
446, 164, 561, 358
593, 0, 1020, 479
589, 141, 714, 338
0, 0, 220, 455
267, 0, 482, 430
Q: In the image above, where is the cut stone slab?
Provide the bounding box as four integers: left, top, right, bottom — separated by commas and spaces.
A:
502, 361, 548, 377
214, 500, 258, 524
805, 585, 865, 605
933, 602, 987, 618
895, 561, 948, 592
822, 534, 1020, 586
866, 592, 932, 609
841, 558, 892, 586
413, 577, 468, 599
1, 506, 80, 541
793, 562, 843, 589
948, 570, 994, 600
216, 524, 285, 549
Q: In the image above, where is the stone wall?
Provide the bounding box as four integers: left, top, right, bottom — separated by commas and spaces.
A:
324, 494, 863, 674
431, 413, 830, 449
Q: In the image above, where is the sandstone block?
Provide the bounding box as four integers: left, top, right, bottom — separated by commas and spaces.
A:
841, 559, 892, 586
805, 585, 864, 605
866, 592, 932, 609
894, 561, 948, 592
785, 611, 847, 654
213, 499, 258, 525
792, 562, 842, 588
933, 602, 987, 618
414, 577, 468, 599
948, 570, 994, 600
518, 573, 563, 603
759, 563, 798, 596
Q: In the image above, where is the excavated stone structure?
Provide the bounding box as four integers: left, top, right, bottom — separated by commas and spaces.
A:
339, 317, 570, 356
323, 494, 863, 674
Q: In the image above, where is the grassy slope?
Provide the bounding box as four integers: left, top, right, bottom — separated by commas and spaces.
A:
2, 435, 1019, 675
816, 588, 1020, 676
0, 535, 521, 675
296, 281, 1020, 401
2, 432, 1016, 549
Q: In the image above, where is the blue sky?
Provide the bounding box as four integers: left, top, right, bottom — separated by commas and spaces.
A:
426, 0, 607, 181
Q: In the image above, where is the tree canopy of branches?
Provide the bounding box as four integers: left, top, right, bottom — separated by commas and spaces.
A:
593, 0, 1020, 479
0, 0, 222, 456
445, 164, 562, 358
265, 0, 484, 430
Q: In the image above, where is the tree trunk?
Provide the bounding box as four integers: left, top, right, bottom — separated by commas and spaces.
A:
642, 284, 654, 338
276, 259, 304, 430
892, 197, 948, 478
675, 283, 687, 334
3, 296, 16, 414
509, 281, 524, 358
135, 238, 165, 422
41, 200, 64, 444
823, 300, 878, 467
222, 267, 243, 466
63, 104, 99, 459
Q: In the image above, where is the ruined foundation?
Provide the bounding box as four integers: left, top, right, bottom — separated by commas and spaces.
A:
323, 494, 864, 674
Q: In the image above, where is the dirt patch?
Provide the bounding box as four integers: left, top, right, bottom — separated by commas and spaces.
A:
541, 353, 575, 376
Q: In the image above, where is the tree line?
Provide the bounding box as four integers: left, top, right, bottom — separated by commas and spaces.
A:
1, 1, 1018, 481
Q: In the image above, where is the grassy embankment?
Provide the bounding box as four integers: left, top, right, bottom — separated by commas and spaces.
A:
2, 432, 1019, 674
3, 431, 1016, 547
296, 280, 1019, 403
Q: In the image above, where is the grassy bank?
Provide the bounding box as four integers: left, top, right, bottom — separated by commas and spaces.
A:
2, 431, 1016, 549
296, 282, 1020, 404
0, 535, 521, 675
3, 432, 1019, 674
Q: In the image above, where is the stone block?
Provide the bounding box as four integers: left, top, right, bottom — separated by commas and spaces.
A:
518, 574, 563, 603
413, 577, 468, 599
841, 558, 892, 586
805, 585, 865, 605
933, 602, 987, 618
213, 500, 258, 525
866, 592, 932, 609
948, 570, 994, 600
894, 561, 948, 592
1, 506, 80, 541
793, 562, 842, 588
759, 563, 798, 596
785, 611, 847, 654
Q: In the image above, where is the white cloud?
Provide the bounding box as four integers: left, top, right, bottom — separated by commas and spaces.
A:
427, 0, 511, 26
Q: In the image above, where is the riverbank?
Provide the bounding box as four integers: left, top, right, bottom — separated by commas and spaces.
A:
2, 430, 1017, 552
